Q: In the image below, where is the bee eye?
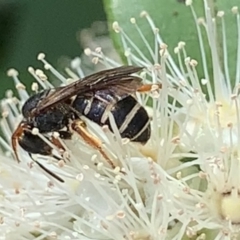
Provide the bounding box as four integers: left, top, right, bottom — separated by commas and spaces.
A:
21, 90, 49, 118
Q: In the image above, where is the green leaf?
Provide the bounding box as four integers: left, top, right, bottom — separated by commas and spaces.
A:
215, 0, 240, 85
104, 0, 205, 75
103, 0, 240, 84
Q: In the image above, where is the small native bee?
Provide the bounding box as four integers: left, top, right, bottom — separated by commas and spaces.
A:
12, 66, 155, 181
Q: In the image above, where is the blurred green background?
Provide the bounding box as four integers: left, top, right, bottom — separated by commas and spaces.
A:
0, 0, 106, 98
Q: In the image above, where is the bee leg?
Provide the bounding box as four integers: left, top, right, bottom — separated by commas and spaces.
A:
71, 119, 116, 169
11, 122, 27, 163
49, 135, 71, 162
51, 136, 66, 152
137, 83, 162, 93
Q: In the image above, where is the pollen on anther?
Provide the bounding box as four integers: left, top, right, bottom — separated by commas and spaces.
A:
160, 43, 168, 50
76, 173, 84, 181
186, 227, 196, 238
92, 57, 99, 64
44, 63, 52, 70
134, 202, 144, 210
115, 175, 122, 181
232, 6, 238, 14
178, 209, 184, 215
184, 57, 190, 64
83, 165, 90, 170
63, 151, 69, 159
2, 111, 9, 118
178, 41, 186, 49
49, 232, 57, 238
197, 233, 206, 240
66, 78, 74, 84
112, 21, 120, 33
84, 48, 92, 56
154, 28, 159, 34
95, 47, 102, 53
183, 187, 190, 194
7, 68, 19, 77
5, 90, 13, 98
171, 136, 180, 144
28, 67, 35, 74
198, 171, 207, 179
53, 132, 60, 138
97, 162, 103, 170
116, 210, 126, 219
122, 138, 130, 145
201, 79, 208, 85
35, 69, 48, 81
190, 59, 198, 67
124, 49, 131, 57
154, 63, 161, 70
37, 53, 46, 60
130, 18, 136, 24
102, 125, 109, 133
113, 166, 120, 174
31, 82, 39, 92
174, 47, 179, 54
32, 128, 39, 135
176, 171, 182, 179
185, 0, 192, 6
91, 154, 97, 162
140, 11, 148, 18
16, 83, 26, 90
71, 57, 81, 69
195, 202, 205, 209
197, 18, 205, 25
159, 49, 168, 57
94, 173, 101, 179
157, 194, 163, 200
217, 11, 225, 18
101, 220, 109, 230
58, 160, 65, 168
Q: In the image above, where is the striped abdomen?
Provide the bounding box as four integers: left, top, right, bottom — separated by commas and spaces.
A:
72, 90, 150, 144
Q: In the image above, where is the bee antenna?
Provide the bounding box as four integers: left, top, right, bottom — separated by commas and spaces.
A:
32, 158, 64, 183
28, 153, 64, 182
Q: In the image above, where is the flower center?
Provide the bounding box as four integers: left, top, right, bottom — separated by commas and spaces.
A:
209, 189, 240, 224
221, 191, 240, 224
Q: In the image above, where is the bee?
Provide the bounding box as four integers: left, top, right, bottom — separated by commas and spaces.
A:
12, 66, 155, 181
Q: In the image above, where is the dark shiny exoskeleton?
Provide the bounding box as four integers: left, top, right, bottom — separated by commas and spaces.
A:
73, 90, 150, 143
22, 90, 73, 133
18, 89, 73, 157
12, 66, 152, 181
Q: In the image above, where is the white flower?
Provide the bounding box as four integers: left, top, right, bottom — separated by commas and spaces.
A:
75, 0, 240, 238
2, 55, 182, 240
1, 0, 240, 239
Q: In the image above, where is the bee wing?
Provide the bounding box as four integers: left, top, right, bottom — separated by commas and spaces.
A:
33, 66, 143, 114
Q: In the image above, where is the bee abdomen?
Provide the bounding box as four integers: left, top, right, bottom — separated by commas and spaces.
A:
73, 94, 151, 144
106, 96, 150, 144
72, 94, 111, 124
